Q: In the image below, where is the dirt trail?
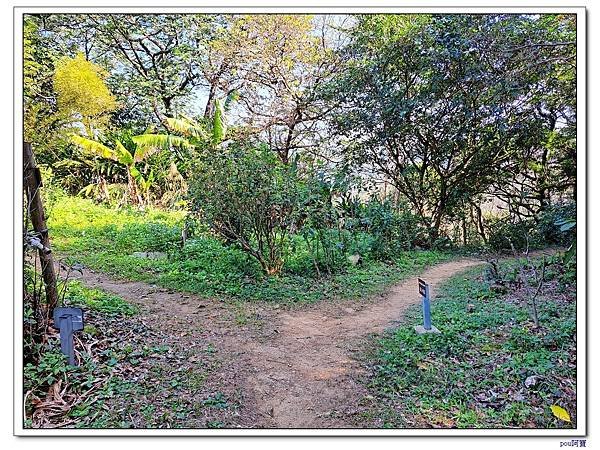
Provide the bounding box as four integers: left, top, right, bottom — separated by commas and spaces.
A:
71, 257, 484, 428
244, 258, 482, 427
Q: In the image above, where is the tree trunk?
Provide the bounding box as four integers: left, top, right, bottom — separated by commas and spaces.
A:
23, 142, 58, 313
472, 203, 487, 244
204, 83, 216, 119
429, 210, 444, 245
429, 182, 447, 244
536, 147, 550, 215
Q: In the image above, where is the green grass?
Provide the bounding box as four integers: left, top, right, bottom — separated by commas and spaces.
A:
49, 195, 452, 304
363, 262, 576, 429
49, 194, 185, 254
63, 280, 138, 316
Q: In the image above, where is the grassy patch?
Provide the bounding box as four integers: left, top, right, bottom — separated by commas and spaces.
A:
62, 280, 137, 316
50, 195, 452, 304
362, 260, 576, 429
49, 194, 185, 255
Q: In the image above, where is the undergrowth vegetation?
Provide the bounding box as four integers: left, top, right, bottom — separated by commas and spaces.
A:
362, 256, 576, 429
24, 280, 238, 428
49, 194, 451, 304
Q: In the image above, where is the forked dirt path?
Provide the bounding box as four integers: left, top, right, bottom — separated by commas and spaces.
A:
245, 258, 482, 427
70, 257, 484, 428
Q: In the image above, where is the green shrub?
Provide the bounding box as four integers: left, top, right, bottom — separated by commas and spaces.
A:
485, 201, 576, 252
536, 202, 576, 247
486, 216, 537, 251
345, 199, 427, 258
189, 143, 305, 276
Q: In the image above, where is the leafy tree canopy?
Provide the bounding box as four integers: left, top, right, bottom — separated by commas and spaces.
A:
53, 53, 117, 134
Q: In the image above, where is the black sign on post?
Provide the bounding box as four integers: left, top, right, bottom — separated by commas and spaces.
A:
52, 307, 84, 366
418, 278, 427, 297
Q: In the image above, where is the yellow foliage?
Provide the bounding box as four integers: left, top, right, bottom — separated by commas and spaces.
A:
214, 15, 320, 69
53, 53, 117, 125
550, 405, 571, 422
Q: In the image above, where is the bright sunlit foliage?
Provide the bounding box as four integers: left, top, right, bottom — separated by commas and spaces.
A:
53, 53, 117, 134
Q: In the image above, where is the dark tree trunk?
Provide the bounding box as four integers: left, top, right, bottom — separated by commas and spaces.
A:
474, 204, 487, 244
204, 83, 216, 119
23, 142, 58, 313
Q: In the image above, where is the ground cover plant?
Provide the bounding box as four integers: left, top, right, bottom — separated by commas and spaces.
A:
24, 278, 241, 428
361, 255, 576, 429
49, 194, 451, 304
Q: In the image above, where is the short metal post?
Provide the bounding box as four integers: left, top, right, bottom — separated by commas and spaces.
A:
422, 284, 431, 330
53, 307, 84, 366
415, 278, 440, 334
58, 315, 75, 365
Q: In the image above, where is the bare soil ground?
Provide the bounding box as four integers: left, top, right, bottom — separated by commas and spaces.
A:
70, 257, 486, 428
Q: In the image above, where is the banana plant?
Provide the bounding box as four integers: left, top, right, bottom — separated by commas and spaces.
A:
71, 135, 160, 205
137, 169, 155, 204
132, 98, 228, 157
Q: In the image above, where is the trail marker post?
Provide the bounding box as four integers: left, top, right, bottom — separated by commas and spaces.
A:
52, 307, 84, 365
414, 278, 440, 334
